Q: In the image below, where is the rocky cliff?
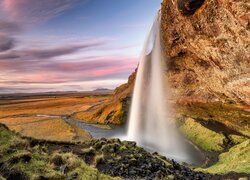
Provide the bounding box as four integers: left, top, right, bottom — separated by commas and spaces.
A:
160, 0, 250, 135
73, 0, 250, 131
161, 0, 250, 105
72, 71, 136, 124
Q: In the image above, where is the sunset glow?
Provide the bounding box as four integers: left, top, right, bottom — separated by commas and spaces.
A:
0, 0, 161, 93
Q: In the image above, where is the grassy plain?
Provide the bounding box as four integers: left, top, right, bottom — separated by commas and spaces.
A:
0, 92, 110, 141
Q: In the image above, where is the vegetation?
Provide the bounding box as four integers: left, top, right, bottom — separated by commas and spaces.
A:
0, 116, 91, 141
199, 140, 250, 174
72, 100, 124, 124
0, 94, 249, 178
0, 124, 118, 180
0, 94, 102, 141
71, 72, 135, 125
0, 124, 218, 179
180, 118, 225, 151
229, 135, 248, 145
0, 95, 108, 118
177, 103, 250, 137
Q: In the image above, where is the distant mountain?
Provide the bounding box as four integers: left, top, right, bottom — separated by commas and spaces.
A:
92, 88, 113, 93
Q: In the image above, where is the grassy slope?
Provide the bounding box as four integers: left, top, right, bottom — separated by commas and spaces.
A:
177, 103, 250, 137
0, 116, 91, 141
180, 118, 225, 151
0, 124, 218, 180
0, 124, 117, 180
0, 123, 249, 179
180, 118, 250, 174
199, 140, 250, 174
72, 100, 124, 124
72, 71, 136, 125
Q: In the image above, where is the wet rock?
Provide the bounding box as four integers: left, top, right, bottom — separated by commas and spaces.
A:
100, 138, 107, 141
94, 140, 106, 150
113, 143, 120, 152
130, 141, 137, 147
129, 169, 137, 175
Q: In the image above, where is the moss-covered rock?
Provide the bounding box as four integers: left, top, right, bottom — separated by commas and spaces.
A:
0, 124, 118, 180
1, 123, 248, 179
199, 140, 250, 174
180, 118, 225, 151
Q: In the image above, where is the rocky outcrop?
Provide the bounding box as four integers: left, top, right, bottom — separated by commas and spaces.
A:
72, 70, 136, 124
2, 124, 246, 179
74, 0, 250, 130
161, 0, 250, 105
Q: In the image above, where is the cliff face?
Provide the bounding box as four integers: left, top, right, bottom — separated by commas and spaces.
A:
72, 71, 136, 124
161, 0, 250, 105
74, 0, 250, 129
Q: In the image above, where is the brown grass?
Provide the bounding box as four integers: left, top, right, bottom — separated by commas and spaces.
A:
1, 117, 74, 141
69, 123, 92, 141
0, 94, 105, 141
0, 96, 108, 118
72, 100, 123, 124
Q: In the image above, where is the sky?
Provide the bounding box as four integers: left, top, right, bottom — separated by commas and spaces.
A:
0, 0, 161, 93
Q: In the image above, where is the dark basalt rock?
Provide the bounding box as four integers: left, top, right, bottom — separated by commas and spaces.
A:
8, 153, 32, 164
4, 170, 27, 180
177, 0, 205, 16
92, 139, 213, 180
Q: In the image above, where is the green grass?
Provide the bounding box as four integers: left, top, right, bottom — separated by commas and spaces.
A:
180, 118, 225, 151
177, 103, 250, 137
198, 140, 250, 174
0, 129, 12, 145
58, 152, 117, 180
0, 124, 119, 180
14, 152, 63, 179
229, 135, 248, 144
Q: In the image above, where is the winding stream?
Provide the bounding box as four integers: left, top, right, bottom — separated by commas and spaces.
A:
63, 117, 126, 138
36, 114, 205, 166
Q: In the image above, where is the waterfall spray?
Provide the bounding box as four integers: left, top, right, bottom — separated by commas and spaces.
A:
127, 12, 188, 161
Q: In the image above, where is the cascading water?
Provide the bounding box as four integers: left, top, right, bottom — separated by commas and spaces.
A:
127, 12, 189, 162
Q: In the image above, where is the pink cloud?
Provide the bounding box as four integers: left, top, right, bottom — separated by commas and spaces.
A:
2, 71, 76, 84
90, 61, 137, 77
2, 0, 82, 23
0, 35, 15, 52
52, 57, 137, 74
0, 40, 107, 61
0, 56, 138, 84
0, 20, 21, 34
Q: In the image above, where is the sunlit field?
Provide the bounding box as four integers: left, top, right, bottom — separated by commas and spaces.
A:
0, 92, 110, 141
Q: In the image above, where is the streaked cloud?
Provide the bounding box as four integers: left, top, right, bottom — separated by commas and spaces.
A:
20, 41, 107, 59
0, 51, 19, 59
0, 20, 21, 34
0, 0, 161, 93
0, 56, 137, 84
0, 39, 108, 60
0, 35, 15, 52
1, 0, 83, 23
0, 79, 126, 94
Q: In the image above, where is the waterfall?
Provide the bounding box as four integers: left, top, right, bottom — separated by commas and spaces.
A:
127, 12, 188, 161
